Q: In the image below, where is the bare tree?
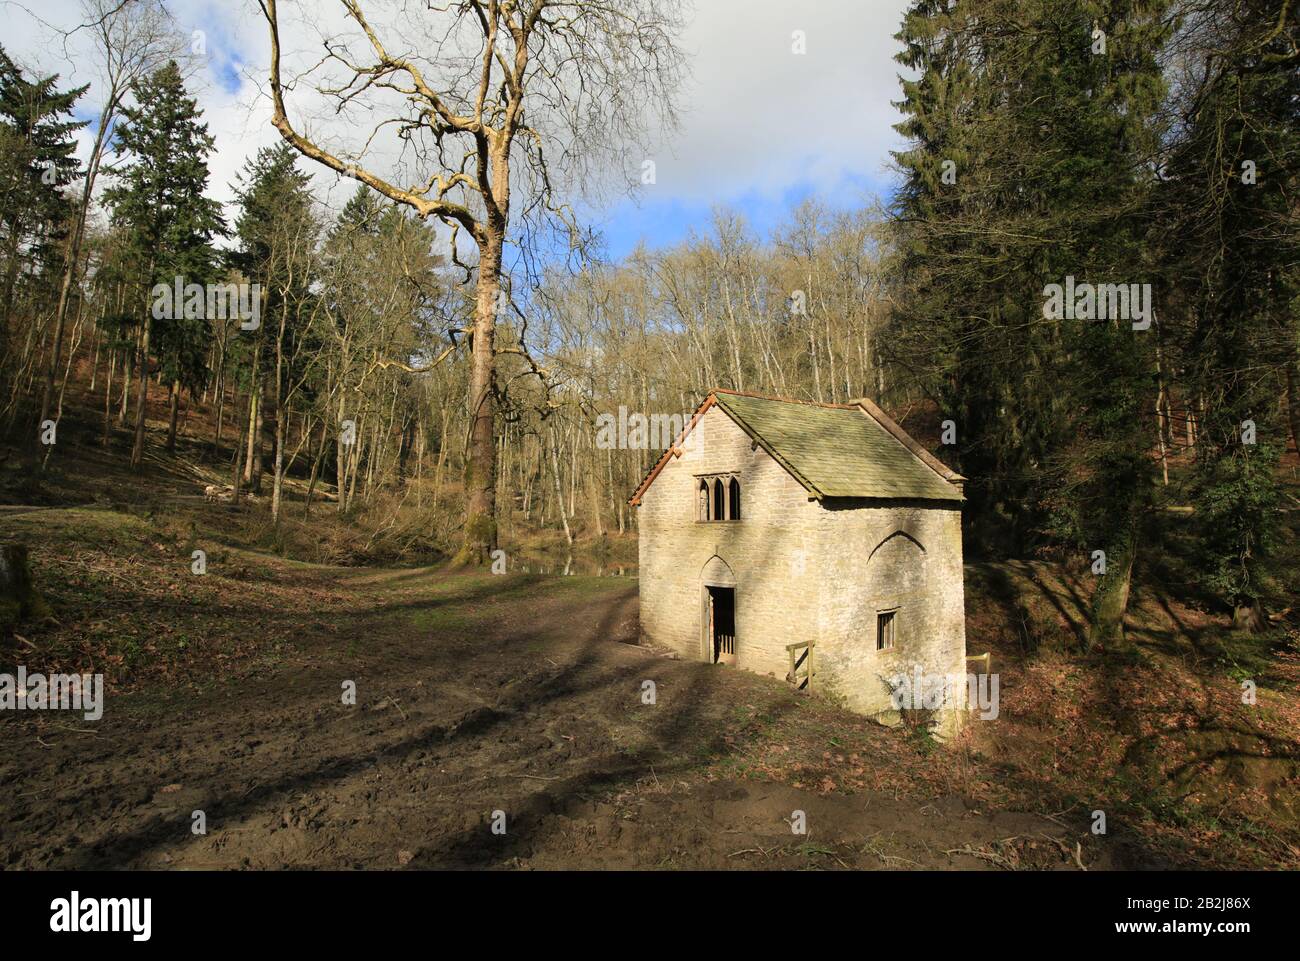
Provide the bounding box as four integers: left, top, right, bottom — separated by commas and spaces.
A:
37, 0, 189, 464
257, 0, 685, 563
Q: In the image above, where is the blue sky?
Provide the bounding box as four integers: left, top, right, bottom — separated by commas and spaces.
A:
594, 171, 891, 259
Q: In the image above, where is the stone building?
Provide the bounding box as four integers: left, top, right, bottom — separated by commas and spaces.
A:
630, 389, 968, 730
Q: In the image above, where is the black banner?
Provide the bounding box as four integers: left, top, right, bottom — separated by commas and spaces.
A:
2, 870, 1286, 947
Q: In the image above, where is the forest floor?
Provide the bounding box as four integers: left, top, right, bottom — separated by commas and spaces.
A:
1, 497, 1297, 869
1, 384, 1298, 869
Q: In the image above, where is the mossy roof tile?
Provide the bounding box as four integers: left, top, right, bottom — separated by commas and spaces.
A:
711, 391, 961, 501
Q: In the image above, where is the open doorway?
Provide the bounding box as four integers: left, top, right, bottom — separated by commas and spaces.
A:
706, 586, 736, 665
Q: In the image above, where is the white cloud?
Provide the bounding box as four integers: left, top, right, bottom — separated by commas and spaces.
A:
3, 0, 912, 239
651, 0, 909, 202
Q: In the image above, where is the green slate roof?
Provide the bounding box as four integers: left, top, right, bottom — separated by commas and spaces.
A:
711, 391, 962, 502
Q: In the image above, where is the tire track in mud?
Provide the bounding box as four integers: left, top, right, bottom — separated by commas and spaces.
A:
1, 575, 644, 868
2, 574, 1099, 870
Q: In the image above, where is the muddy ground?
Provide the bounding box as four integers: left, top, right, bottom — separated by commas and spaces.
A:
6, 492, 1297, 871
1, 549, 1119, 871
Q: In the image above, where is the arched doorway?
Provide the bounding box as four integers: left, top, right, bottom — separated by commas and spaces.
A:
700, 555, 737, 665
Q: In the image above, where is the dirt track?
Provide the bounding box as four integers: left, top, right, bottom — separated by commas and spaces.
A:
0, 557, 1123, 871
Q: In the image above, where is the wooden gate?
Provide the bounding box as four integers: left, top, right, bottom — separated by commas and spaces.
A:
786, 642, 815, 691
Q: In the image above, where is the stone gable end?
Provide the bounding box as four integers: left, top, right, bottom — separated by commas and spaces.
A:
636, 400, 967, 731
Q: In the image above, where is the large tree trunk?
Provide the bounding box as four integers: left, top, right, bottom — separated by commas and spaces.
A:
130, 318, 151, 470
305, 419, 327, 517
117, 336, 132, 428
455, 236, 502, 565
231, 389, 247, 500
212, 337, 226, 453
1087, 526, 1137, 652
336, 388, 348, 515
1233, 600, 1268, 633
166, 379, 179, 451
89, 322, 100, 392
1285, 354, 1300, 458
0, 544, 50, 630
0, 227, 23, 353
271, 390, 285, 522
101, 348, 115, 445
252, 381, 265, 494
432, 406, 449, 511
35, 307, 68, 462
243, 380, 258, 487
345, 422, 362, 512
270, 306, 287, 521
549, 425, 573, 547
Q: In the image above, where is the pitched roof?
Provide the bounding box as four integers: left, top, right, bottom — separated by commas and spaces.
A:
629, 389, 963, 506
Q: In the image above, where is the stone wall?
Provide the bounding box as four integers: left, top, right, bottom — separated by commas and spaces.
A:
636, 403, 967, 730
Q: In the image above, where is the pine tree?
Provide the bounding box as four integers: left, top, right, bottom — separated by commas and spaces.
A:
1035, 1, 1171, 651
888, 0, 1173, 649
102, 60, 224, 469
888, 0, 1076, 557
331, 183, 383, 242
0, 45, 86, 363
230, 143, 319, 504
1157, 0, 1300, 630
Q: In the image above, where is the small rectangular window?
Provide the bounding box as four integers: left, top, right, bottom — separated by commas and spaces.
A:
877, 611, 896, 651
